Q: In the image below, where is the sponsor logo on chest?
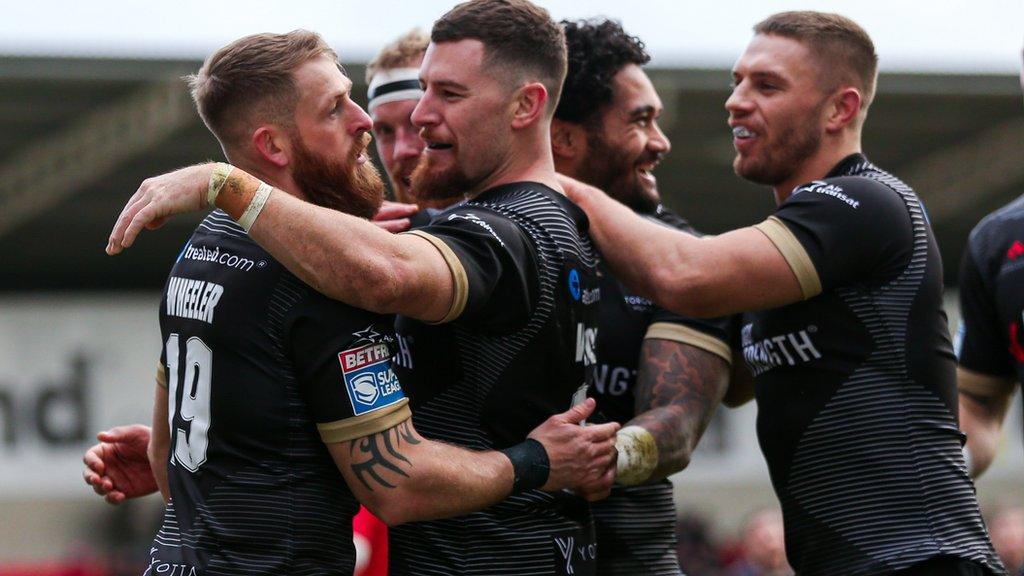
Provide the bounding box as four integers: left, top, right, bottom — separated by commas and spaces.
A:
741, 322, 822, 377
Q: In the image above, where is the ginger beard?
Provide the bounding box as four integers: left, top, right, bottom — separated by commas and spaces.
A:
291, 131, 385, 219
408, 148, 475, 203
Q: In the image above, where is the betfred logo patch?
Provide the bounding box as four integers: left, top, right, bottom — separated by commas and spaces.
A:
338, 343, 404, 416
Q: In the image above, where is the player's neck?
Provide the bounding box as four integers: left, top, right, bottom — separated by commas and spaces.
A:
771, 136, 862, 204
465, 133, 561, 200
238, 162, 309, 204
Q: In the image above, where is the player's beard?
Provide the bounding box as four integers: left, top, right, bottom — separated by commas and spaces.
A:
579, 130, 660, 214
733, 101, 825, 187
291, 132, 385, 219
409, 149, 475, 203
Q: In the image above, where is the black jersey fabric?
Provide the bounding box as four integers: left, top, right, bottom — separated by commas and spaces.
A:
388, 182, 601, 576
743, 154, 1004, 576
589, 206, 734, 576
956, 194, 1024, 424
150, 211, 409, 576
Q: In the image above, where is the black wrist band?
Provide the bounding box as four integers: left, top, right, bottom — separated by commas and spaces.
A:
500, 438, 550, 493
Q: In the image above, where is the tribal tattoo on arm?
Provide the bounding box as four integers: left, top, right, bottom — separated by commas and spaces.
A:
348, 419, 421, 491
630, 339, 730, 480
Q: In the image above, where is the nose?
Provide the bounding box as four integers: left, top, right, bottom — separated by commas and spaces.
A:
410, 91, 438, 130
350, 100, 374, 134
394, 128, 424, 161
649, 122, 671, 155
725, 81, 752, 118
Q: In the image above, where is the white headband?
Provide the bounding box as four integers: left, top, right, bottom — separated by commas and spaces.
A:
367, 67, 423, 115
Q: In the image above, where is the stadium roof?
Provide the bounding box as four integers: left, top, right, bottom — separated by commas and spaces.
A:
0, 56, 1021, 290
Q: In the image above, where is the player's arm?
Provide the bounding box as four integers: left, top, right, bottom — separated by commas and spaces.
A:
327, 399, 618, 526
561, 176, 802, 317
107, 164, 454, 322
722, 355, 755, 407
617, 338, 730, 484
958, 367, 1017, 479
149, 380, 171, 503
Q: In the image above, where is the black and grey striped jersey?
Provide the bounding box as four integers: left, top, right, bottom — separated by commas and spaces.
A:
589, 206, 734, 576
955, 193, 1024, 437
389, 182, 601, 576
746, 154, 1005, 576
151, 211, 409, 576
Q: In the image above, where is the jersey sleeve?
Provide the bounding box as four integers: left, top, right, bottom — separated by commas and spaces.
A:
402, 205, 539, 329
286, 294, 411, 444
645, 307, 735, 364
753, 176, 913, 298
956, 237, 1014, 378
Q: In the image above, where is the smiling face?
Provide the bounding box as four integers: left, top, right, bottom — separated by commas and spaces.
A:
577, 64, 670, 213
409, 39, 515, 200
288, 54, 384, 218
726, 34, 830, 189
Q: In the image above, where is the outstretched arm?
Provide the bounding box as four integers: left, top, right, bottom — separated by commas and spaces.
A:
331, 398, 618, 526
562, 176, 802, 317
616, 340, 729, 485
958, 367, 1016, 478
107, 164, 454, 322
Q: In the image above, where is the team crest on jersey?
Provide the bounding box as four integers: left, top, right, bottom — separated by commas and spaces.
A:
338, 343, 404, 415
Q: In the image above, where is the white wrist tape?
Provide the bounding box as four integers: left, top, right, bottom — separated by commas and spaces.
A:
237, 181, 273, 232
207, 163, 234, 207
615, 425, 658, 486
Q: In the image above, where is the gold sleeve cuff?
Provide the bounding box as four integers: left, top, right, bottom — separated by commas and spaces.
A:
644, 322, 732, 364
317, 398, 412, 443
958, 367, 1017, 398
402, 230, 469, 324
754, 216, 822, 300
155, 361, 167, 388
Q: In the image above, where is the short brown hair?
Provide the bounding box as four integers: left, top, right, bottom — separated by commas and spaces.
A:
754, 11, 878, 111
188, 30, 340, 150
366, 28, 430, 84
431, 0, 567, 114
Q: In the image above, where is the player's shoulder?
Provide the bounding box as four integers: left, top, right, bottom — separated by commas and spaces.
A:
645, 205, 700, 236
968, 193, 1024, 251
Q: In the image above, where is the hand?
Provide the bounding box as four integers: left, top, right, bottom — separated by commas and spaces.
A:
576, 455, 617, 502
373, 200, 419, 233
107, 163, 214, 255
82, 424, 158, 504
555, 173, 605, 206
529, 398, 619, 493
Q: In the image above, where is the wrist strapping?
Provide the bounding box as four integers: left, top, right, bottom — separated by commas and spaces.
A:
615, 425, 658, 486
237, 181, 273, 232
500, 438, 550, 493
207, 163, 234, 207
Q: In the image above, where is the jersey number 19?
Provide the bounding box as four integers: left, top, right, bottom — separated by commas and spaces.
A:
165, 333, 212, 472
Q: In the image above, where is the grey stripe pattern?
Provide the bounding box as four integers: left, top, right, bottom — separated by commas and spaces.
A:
782, 161, 1003, 575
390, 187, 599, 576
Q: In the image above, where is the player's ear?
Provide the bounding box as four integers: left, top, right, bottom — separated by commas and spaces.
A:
252, 125, 290, 168
551, 119, 583, 160
510, 82, 548, 130
825, 87, 862, 133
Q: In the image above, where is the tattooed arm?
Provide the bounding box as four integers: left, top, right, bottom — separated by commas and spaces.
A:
328, 418, 512, 525
326, 399, 619, 526
627, 339, 730, 482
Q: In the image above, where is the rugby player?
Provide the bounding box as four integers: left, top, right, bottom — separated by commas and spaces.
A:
552, 19, 731, 575
86, 28, 619, 576
364, 28, 460, 232
955, 47, 1024, 481
104, 1, 610, 573
563, 11, 1006, 576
